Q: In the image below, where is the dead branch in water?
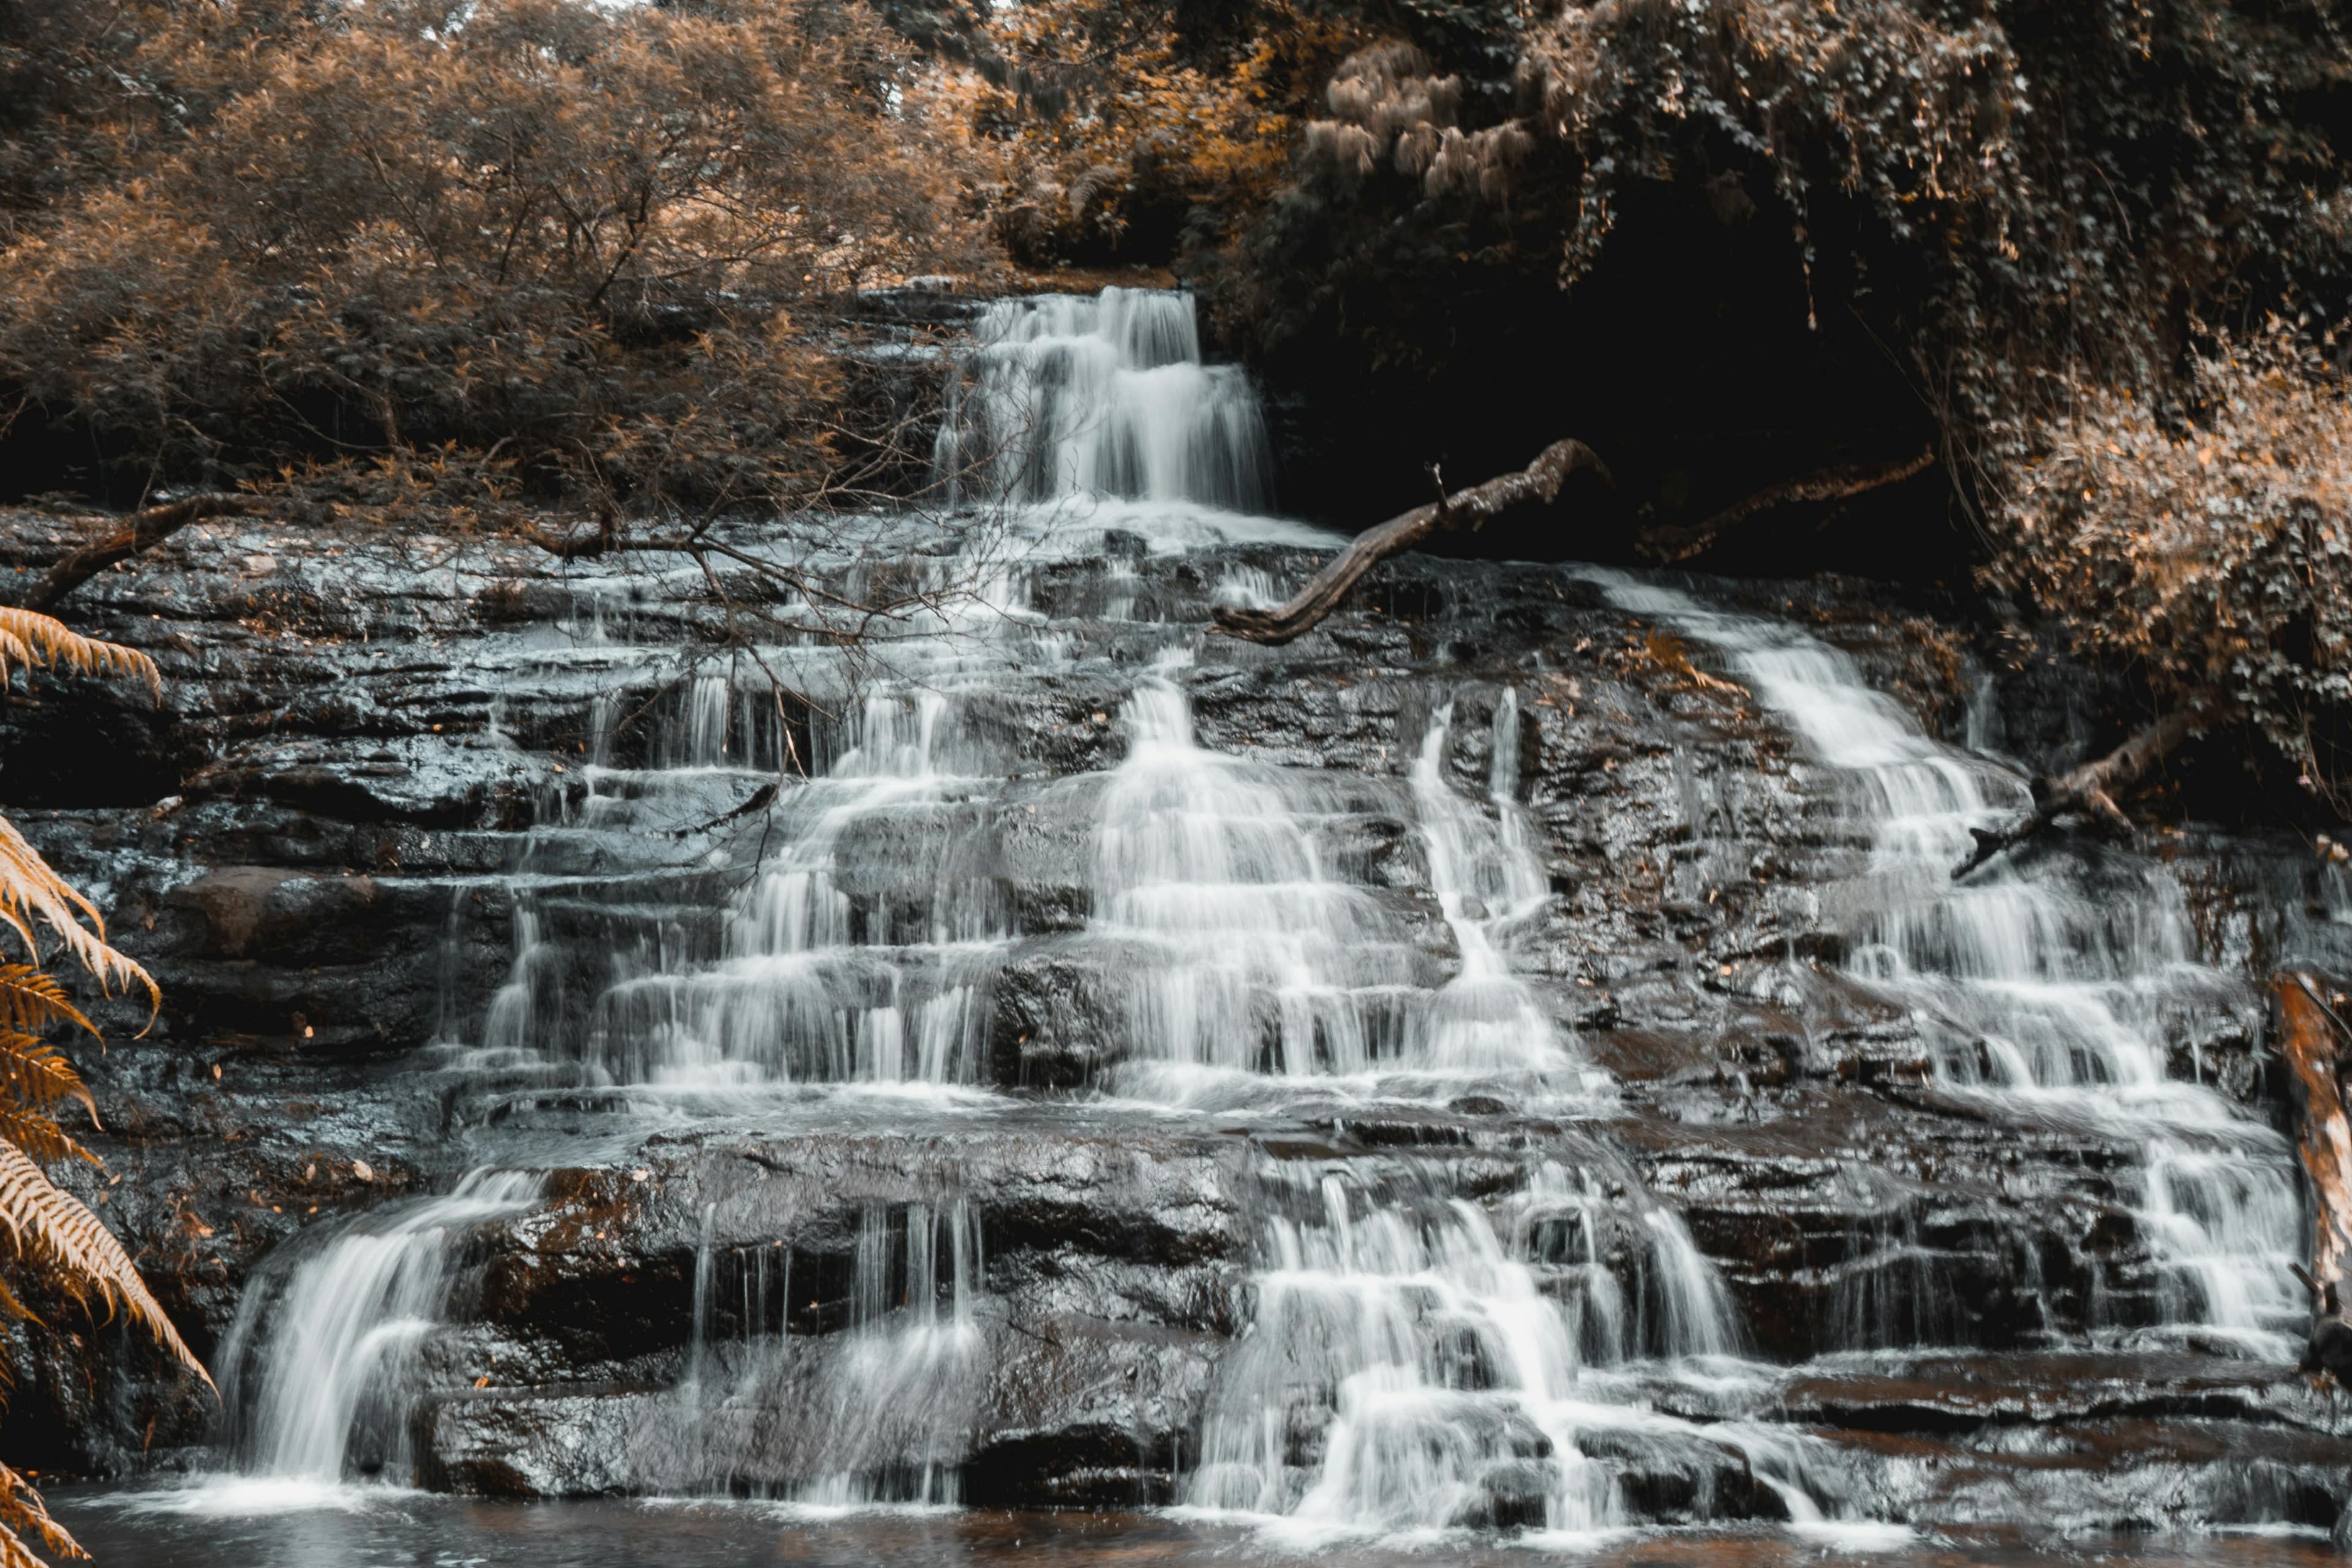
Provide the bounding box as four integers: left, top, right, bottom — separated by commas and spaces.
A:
1210, 438, 1611, 646
1952, 698, 2216, 878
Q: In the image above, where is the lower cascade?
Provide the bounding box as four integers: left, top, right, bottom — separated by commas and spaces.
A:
168, 288, 2342, 1555
1186, 1159, 1800, 1534
221, 1171, 544, 1484
676, 1199, 987, 1504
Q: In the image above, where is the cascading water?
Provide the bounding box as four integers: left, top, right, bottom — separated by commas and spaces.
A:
677, 1199, 988, 1504
218, 1172, 543, 1485
589, 686, 1012, 1090
1185, 1158, 1838, 1536
1088, 678, 1594, 1102
179, 287, 2326, 1556
480, 290, 1324, 1098
209, 288, 1327, 1505
1583, 571, 2307, 1358
219, 293, 1779, 1532
1091, 673, 1427, 1093
933, 288, 1273, 513
1407, 699, 1581, 1076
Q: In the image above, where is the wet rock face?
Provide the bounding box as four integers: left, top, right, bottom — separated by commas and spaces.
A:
0, 503, 2337, 1532
0, 509, 575, 1474
413, 1126, 1239, 1503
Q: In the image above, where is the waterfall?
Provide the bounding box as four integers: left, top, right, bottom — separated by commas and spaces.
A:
1583, 570, 2306, 1359
676, 1200, 988, 1504
193, 290, 2026, 1540
933, 288, 1273, 513
456, 287, 1316, 1096
588, 685, 1010, 1090
1408, 699, 1575, 1073
219, 1170, 543, 1486
790, 1200, 986, 1506
1186, 1160, 1819, 1536
1088, 679, 1593, 1101
1091, 677, 1420, 1095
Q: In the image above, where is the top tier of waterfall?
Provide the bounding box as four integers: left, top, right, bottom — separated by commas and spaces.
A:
932, 288, 1272, 513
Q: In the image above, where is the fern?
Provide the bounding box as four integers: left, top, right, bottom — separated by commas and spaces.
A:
0, 821, 156, 1019
0, 1109, 94, 1172
0, 1466, 82, 1567
0, 1141, 204, 1385
0, 611, 157, 704
0, 971, 93, 1041
0, 1032, 96, 1123
0, 610, 200, 1568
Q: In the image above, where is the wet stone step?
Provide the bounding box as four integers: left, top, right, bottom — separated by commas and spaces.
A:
1772, 1351, 2326, 1433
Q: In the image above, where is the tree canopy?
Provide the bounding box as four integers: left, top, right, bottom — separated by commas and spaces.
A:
0, 0, 989, 508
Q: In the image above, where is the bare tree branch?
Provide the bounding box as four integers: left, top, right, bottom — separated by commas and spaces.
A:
1953, 697, 2217, 878
1640, 447, 1937, 565
18, 492, 255, 613
515, 505, 619, 560
1211, 438, 1612, 646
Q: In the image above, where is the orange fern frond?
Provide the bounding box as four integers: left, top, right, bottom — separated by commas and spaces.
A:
0, 970, 93, 1039
0, 821, 157, 1019
0, 1107, 96, 1170
0, 1033, 95, 1125
0, 1463, 85, 1566
0, 609, 158, 703
0, 1142, 209, 1391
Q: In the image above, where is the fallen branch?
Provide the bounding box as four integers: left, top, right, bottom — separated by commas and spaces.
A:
1640, 447, 1936, 566
515, 505, 619, 560
672, 781, 778, 839
19, 492, 254, 612
1210, 439, 1611, 647
1952, 698, 2215, 878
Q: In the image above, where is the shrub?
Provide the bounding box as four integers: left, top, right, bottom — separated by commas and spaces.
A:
1991, 323, 2352, 806
0, 0, 990, 507
944, 0, 1366, 268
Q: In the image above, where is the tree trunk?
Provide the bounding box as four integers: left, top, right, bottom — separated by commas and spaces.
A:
20, 493, 254, 613
1952, 698, 2217, 878
1210, 439, 1610, 646
2280, 973, 2352, 1300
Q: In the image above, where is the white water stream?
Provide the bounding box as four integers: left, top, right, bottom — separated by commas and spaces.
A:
934, 288, 1272, 512
590, 685, 1010, 1089
219, 1171, 543, 1484
678, 1200, 987, 1504
1582, 571, 2305, 1358
217, 289, 1346, 1496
